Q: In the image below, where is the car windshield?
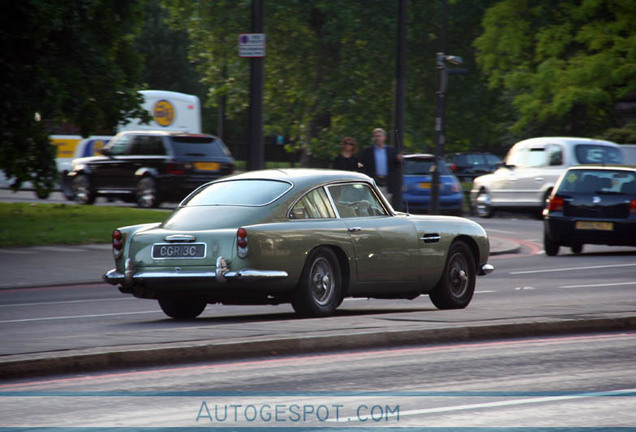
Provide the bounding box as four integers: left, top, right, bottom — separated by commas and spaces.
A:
182, 179, 292, 206
574, 145, 623, 164
404, 158, 450, 175
170, 136, 232, 158
557, 170, 636, 195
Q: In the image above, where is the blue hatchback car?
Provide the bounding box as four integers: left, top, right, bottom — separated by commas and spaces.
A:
402, 154, 464, 215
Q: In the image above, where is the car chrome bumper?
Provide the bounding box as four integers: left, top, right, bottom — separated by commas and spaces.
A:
102, 257, 288, 286
479, 263, 495, 276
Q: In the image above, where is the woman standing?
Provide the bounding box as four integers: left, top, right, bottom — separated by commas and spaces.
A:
332, 137, 360, 171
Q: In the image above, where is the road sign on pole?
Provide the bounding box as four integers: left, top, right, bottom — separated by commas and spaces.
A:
239, 33, 266, 58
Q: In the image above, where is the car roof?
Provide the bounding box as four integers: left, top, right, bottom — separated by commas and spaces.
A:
404, 153, 434, 159
221, 168, 374, 189
513, 137, 620, 148
566, 164, 636, 172
116, 130, 218, 139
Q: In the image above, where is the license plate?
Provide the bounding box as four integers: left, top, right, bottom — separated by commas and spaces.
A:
575, 221, 614, 231
152, 243, 206, 259
418, 182, 431, 189
194, 162, 220, 171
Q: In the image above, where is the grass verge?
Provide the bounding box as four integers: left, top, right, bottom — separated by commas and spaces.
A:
0, 203, 169, 247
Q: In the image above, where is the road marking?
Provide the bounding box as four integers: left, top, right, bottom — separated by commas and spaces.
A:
0, 310, 160, 324
0, 298, 130, 308
349, 388, 636, 420
510, 263, 636, 275
560, 281, 636, 289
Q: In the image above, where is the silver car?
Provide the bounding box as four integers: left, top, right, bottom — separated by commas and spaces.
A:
471, 137, 623, 217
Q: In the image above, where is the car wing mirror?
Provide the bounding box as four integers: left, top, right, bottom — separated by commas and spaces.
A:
100, 148, 112, 157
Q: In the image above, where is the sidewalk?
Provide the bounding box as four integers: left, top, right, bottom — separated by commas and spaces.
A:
0, 238, 521, 290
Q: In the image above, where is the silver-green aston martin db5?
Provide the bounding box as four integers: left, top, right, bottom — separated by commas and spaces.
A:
103, 169, 494, 319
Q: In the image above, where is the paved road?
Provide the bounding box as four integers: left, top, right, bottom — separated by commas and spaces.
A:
2, 332, 634, 428
1, 217, 635, 378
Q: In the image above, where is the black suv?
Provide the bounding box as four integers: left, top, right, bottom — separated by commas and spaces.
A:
444, 152, 502, 181
68, 131, 235, 207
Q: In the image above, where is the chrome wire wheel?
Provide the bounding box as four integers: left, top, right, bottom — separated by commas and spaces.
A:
309, 257, 335, 306
429, 241, 476, 310
447, 252, 470, 299
292, 247, 342, 318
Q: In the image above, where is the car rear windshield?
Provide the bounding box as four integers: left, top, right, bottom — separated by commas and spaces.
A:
182, 179, 292, 206
170, 136, 232, 158
404, 158, 451, 175
574, 145, 623, 164
557, 170, 636, 195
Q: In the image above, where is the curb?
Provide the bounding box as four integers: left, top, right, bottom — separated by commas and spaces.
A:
2, 315, 634, 379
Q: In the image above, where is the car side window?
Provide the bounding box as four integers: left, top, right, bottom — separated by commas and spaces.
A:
328, 183, 387, 218
130, 136, 167, 156
107, 135, 131, 156
290, 187, 335, 219
548, 145, 563, 166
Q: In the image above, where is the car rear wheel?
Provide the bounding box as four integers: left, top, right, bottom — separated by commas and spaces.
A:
136, 177, 161, 208
570, 243, 583, 254
429, 241, 476, 309
475, 189, 494, 218
71, 174, 96, 204
544, 232, 560, 256
292, 247, 342, 318
158, 297, 207, 320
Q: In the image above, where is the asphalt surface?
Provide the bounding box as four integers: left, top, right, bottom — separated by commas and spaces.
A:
2, 237, 635, 379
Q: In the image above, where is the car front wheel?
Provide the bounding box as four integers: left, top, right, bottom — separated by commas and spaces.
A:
429, 241, 476, 309
292, 247, 342, 318
475, 189, 494, 218
136, 177, 161, 208
71, 174, 96, 204
158, 297, 207, 320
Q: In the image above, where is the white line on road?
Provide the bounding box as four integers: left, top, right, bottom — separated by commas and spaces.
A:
510, 263, 636, 275
0, 298, 130, 308
0, 310, 160, 324
560, 282, 636, 289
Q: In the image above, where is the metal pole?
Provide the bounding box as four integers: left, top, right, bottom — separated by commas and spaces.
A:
431, 0, 447, 214
248, 0, 264, 171
394, 0, 407, 211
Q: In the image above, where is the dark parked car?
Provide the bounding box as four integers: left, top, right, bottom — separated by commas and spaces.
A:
543, 165, 636, 256
402, 154, 464, 215
445, 152, 502, 181
68, 131, 235, 207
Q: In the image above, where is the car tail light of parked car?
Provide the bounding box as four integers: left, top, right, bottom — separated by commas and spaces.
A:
112, 230, 123, 259
237, 227, 248, 258
545, 195, 564, 213
631, 199, 636, 215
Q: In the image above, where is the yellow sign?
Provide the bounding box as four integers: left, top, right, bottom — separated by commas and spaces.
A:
51, 137, 82, 158
153, 99, 175, 127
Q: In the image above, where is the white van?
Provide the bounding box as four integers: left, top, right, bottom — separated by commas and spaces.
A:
470, 137, 623, 217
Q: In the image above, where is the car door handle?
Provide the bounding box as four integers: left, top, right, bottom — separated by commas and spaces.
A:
348, 227, 362, 232
420, 233, 441, 243
534, 177, 544, 182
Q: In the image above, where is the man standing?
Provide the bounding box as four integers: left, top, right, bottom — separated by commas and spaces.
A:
360, 128, 403, 210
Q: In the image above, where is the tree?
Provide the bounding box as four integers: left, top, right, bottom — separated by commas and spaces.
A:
475, 0, 636, 137
0, 0, 149, 195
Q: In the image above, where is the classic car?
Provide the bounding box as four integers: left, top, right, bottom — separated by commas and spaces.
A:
103, 169, 494, 319
543, 165, 636, 256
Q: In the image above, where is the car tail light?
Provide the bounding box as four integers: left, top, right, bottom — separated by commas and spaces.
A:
631, 199, 636, 215
450, 163, 457, 172
166, 162, 187, 175
237, 227, 248, 258
112, 230, 123, 259
547, 195, 564, 212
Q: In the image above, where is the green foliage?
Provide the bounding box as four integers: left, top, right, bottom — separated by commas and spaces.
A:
0, 0, 150, 194
163, 0, 508, 163
475, 0, 636, 137
0, 203, 168, 247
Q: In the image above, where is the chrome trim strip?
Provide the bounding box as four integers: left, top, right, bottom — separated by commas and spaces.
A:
164, 234, 196, 242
